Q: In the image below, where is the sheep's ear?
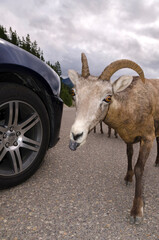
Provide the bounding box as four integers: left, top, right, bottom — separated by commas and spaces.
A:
68, 70, 79, 85
112, 75, 133, 93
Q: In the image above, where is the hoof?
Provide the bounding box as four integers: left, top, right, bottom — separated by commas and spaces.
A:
130, 216, 143, 225
125, 180, 132, 186
155, 163, 159, 167
124, 170, 134, 184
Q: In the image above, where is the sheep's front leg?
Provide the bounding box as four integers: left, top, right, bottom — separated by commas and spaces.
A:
108, 126, 111, 137
114, 130, 118, 138
124, 143, 134, 184
100, 122, 103, 134
130, 138, 154, 224
155, 137, 159, 166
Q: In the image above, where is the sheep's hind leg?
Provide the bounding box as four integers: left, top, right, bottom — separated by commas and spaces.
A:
124, 143, 134, 185
155, 137, 159, 167
130, 137, 154, 224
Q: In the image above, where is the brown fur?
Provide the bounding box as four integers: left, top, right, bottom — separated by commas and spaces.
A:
104, 77, 156, 143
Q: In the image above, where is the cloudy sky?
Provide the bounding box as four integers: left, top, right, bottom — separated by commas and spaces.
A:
1, 0, 159, 78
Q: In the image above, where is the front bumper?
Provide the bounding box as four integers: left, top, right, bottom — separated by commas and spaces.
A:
49, 96, 63, 148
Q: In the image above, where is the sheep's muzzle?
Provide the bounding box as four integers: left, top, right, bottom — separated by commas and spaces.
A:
69, 140, 80, 151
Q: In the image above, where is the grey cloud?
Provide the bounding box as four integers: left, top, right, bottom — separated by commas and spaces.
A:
30, 16, 52, 30
118, 0, 159, 24
33, 0, 48, 6
138, 26, 159, 40
61, 0, 110, 16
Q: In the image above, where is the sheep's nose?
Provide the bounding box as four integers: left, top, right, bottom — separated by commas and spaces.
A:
72, 132, 83, 141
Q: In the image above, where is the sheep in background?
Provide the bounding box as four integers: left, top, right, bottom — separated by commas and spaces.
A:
94, 122, 118, 138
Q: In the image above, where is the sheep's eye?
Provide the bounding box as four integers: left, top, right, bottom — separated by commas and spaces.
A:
103, 95, 112, 103
71, 88, 76, 96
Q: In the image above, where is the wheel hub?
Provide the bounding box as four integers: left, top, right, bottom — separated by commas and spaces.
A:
3, 128, 19, 148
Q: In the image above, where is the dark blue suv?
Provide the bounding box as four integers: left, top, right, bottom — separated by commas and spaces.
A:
0, 39, 63, 188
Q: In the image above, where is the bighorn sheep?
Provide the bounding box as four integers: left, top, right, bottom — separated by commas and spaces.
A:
68, 53, 159, 224
93, 121, 103, 133
94, 122, 118, 138
107, 126, 118, 138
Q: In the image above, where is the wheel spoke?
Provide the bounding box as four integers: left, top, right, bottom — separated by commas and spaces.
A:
0, 133, 3, 141
23, 136, 41, 147
20, 113, 37, 128
21, 142, 39, 152
15, 148, 23, 172
13, 102, 19, 126
8, 102, 13, 126
20, 113, 40, 133
0, 143, 3, 152
0, 126, 6, 133
0, 147, 7, 162
9, 151, 18, 174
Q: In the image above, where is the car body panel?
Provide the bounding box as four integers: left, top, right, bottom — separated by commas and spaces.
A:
0, 38, 61, 96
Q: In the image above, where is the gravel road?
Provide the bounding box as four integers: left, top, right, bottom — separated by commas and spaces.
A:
0, 106, 159, 240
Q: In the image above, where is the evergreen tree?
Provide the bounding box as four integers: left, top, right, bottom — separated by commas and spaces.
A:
40, 53, 45, 62
54, 61, 62, 76
0, 25, 9, 41
30, 40, 38, 56
9, 27, 19, 46
25, 34, 31, 52
20, 36, 26, 49
46, 60, 62, 77
60, 82, 72, 107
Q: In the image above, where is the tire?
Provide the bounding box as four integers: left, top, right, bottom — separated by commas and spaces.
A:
0, 83, 50, 189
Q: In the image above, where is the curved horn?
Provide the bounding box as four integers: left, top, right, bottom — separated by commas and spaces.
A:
81, 53, 90, 78
99, 59, 145, 83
